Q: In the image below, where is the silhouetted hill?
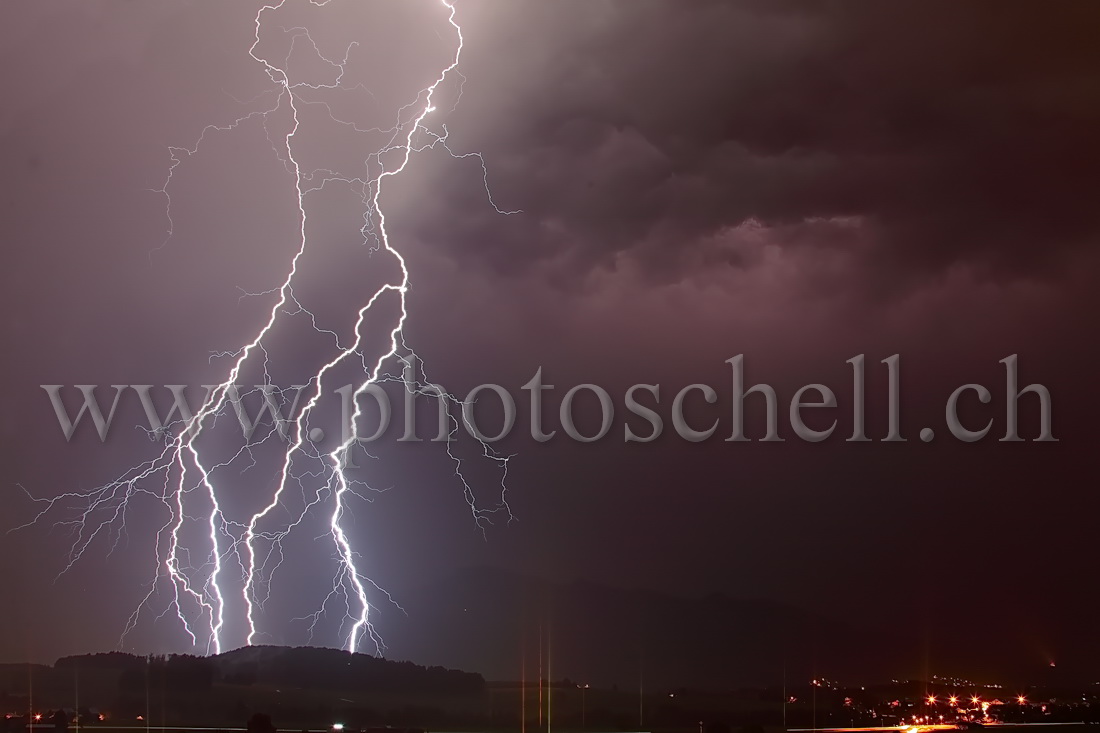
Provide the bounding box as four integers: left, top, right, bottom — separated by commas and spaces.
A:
50, 646, 483, 697
1, 649, 484, 728
214, 645, 484, 695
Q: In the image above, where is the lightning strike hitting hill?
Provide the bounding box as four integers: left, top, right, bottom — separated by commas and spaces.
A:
17, 0, 516, 656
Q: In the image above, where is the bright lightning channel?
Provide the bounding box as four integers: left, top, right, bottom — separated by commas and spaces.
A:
16, 0, 517, 657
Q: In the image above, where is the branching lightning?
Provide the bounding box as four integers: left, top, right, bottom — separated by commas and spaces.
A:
17, 0, 517, 656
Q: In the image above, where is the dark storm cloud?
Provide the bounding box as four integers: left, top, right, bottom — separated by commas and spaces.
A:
421, 1, 1100, 293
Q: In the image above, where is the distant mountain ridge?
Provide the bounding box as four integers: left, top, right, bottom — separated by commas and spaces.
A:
9, 569, 1085, 700
379, 566, 859, 689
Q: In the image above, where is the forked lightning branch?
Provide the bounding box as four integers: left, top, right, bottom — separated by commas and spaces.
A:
17, 0, 516, 657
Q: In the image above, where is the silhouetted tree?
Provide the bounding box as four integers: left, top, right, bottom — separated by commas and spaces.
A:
52, 710, 69, 733
246, 713, 275, 733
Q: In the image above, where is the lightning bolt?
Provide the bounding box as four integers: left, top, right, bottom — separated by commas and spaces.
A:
17, 0, 516, 656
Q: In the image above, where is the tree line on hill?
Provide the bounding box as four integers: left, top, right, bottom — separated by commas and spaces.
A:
52, 647, 484, 696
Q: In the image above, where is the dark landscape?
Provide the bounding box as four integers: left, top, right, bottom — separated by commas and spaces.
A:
2, 642, 1099, 732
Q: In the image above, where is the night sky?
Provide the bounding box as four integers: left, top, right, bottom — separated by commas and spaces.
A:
1, 1, 1098, 686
